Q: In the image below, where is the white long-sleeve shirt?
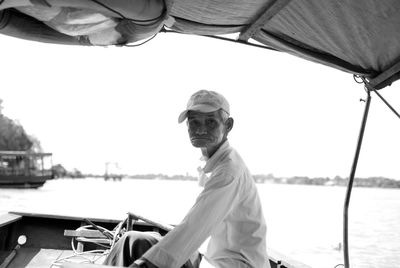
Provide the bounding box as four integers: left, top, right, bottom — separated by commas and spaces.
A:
143, 141, 270, 268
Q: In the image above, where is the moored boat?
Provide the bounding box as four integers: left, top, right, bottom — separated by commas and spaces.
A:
0, 151, 54, 189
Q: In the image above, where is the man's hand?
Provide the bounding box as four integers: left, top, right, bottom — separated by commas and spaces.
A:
131, 258, 158, 268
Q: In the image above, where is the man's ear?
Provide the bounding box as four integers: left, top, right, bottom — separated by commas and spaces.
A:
226, 117, 234, 133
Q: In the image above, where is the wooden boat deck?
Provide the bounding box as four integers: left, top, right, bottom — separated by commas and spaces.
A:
0, 248, 107, 267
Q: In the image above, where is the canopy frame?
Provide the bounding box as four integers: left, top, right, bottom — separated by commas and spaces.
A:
343, 77, 398, 268
369, 60, 400, 90
238, 0, 293, 42
343, 83, 371, 268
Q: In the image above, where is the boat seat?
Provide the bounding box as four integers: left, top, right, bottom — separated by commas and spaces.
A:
64, 229, 110, 252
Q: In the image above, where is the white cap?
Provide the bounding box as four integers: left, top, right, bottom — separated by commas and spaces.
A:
178, 90, 230, 123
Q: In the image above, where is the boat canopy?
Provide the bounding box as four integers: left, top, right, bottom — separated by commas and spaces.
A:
1, 0, 400, 89
0, 151, 52, 157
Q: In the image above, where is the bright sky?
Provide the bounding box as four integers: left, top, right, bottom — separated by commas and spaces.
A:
1, 33, 399, 179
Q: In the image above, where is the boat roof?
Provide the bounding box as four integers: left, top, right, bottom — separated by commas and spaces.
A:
166, 0, 400, 90
0, 151, 52, 157
1, 0, 399, 90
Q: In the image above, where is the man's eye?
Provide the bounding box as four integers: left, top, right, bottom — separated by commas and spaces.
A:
206, 119, 217, 127
188, 120, 200, 127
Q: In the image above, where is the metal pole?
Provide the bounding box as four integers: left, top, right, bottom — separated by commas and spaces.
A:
343, 89, 371, 268
160, 28, 278, 52
372, 89, 400, 119
41, 156, 44, 176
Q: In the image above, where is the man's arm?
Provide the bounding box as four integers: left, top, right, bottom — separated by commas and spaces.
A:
142, 169, 241, 268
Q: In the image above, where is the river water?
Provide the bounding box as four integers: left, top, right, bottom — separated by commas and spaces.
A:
1, 178, 399, 268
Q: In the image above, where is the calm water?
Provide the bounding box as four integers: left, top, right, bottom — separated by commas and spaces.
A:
1, 178, 399, 268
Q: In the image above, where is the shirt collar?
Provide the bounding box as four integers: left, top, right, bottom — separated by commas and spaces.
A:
197, 141, 231, 187
203, 140, 230, 174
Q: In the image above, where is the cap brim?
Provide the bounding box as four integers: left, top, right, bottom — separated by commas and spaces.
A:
178, 110, 189, 123
177, 104, 219, 123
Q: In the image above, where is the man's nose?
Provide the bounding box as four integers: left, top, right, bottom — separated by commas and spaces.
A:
195, 124, 207, 134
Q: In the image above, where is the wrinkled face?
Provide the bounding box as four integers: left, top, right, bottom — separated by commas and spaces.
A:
187, 110, 227, 152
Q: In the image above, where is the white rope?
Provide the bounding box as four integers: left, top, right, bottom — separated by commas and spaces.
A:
51, 220, 127, 267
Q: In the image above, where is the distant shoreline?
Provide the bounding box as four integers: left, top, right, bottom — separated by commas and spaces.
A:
59, 172, 400, 189
252, 174, 400, 189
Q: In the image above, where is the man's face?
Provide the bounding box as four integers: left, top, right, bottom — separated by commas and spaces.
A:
187, 110, 227, 152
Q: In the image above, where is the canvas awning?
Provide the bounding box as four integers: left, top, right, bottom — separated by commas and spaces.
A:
167, 0, 400, 89
1, 0, 399, 88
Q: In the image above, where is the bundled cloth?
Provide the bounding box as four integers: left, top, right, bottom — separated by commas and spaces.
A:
0, 0, 168, 45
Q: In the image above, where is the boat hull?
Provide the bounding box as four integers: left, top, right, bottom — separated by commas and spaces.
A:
0, 212, 311, 268
0, 175, 52, 189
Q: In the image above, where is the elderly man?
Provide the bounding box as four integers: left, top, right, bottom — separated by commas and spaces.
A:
104, 90, 270, 268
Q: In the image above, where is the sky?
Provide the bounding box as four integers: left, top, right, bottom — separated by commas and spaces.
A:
1, 32, 399, 179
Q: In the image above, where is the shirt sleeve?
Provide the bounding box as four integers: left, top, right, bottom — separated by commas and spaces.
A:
142, 168, 241, 268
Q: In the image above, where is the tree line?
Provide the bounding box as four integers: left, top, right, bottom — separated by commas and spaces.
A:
55, 170, 400, 189
253, 174, 400, 189
0, 99, 41, 152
